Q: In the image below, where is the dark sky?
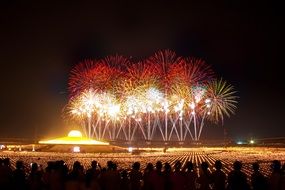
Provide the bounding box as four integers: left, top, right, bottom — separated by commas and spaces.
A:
0, 1, 284, 140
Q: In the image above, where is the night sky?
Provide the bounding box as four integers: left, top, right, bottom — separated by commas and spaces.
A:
0, 1, 284, 140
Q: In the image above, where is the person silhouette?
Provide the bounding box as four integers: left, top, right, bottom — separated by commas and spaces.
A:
85, 160, 101, 190
150, 161, 164, 190
251, 162, 268, 190
12, 160, 27, 190
184, 161, 197, 190
143, 163, 154, 190
211, 160, 226, 190
0, 158, 13, 189
197, 162, 212, 190
163, 162, 172, 190
269, 160, 282, 190
170, 161, 186, 190
120, 169, 130, 190
227, 161, 250, 190
129, 162, 142, 190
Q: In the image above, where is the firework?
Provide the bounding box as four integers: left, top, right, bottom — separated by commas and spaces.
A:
205, 79, 238, 124
65, 50, 238, 141
68, 60, 98, 97
146, 50, 184, 93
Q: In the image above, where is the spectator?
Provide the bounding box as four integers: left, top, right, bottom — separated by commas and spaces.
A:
85, 160, 101, 190
269, 160, 282, 190
197, 162, 212, 190
47, 161, 67, 190
163, 162, 172, 190
149, 161, 164, 190
27, 163, 43, 190
281, 163, 285, 190
184, 161, 197, 190
251, 162, 268, 190
129, 162, 142, 190
12, 160, 27, 190
170, 161, 186, 190
0, 158, 13, 189
142, 163, 154, 190
120, 170, 130, 190
227, 161, 250, 190
65, 161, 85, 190
211, 160, 226, 190
100, 161, 121, 190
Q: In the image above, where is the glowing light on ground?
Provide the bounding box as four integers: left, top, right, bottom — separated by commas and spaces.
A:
73, 146, 80, 152
128, 147, 133, 153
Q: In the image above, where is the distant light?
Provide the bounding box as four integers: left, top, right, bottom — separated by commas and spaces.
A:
32, 145, 35, 151
73, 146, 80, 153
250, 140, 255, 144
237, 141, 244, 145
128, 147, 133, 153
0, 145, 5, 149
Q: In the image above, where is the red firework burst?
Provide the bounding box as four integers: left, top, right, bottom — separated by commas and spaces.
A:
68, 60, 98, 97
146, 50, 184, 94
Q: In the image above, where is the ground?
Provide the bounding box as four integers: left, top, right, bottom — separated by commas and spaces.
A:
1, 146, 284, 177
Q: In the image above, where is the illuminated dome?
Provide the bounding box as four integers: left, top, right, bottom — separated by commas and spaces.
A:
39, 130, 109, 145
68, 130, 82, 138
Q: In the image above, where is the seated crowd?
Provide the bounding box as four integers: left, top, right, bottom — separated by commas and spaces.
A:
0, 157, 285, 190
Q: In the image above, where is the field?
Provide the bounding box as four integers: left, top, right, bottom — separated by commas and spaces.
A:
1, 147, 285, 177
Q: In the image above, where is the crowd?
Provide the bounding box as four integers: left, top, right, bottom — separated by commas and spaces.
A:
0, 157, 285, 190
